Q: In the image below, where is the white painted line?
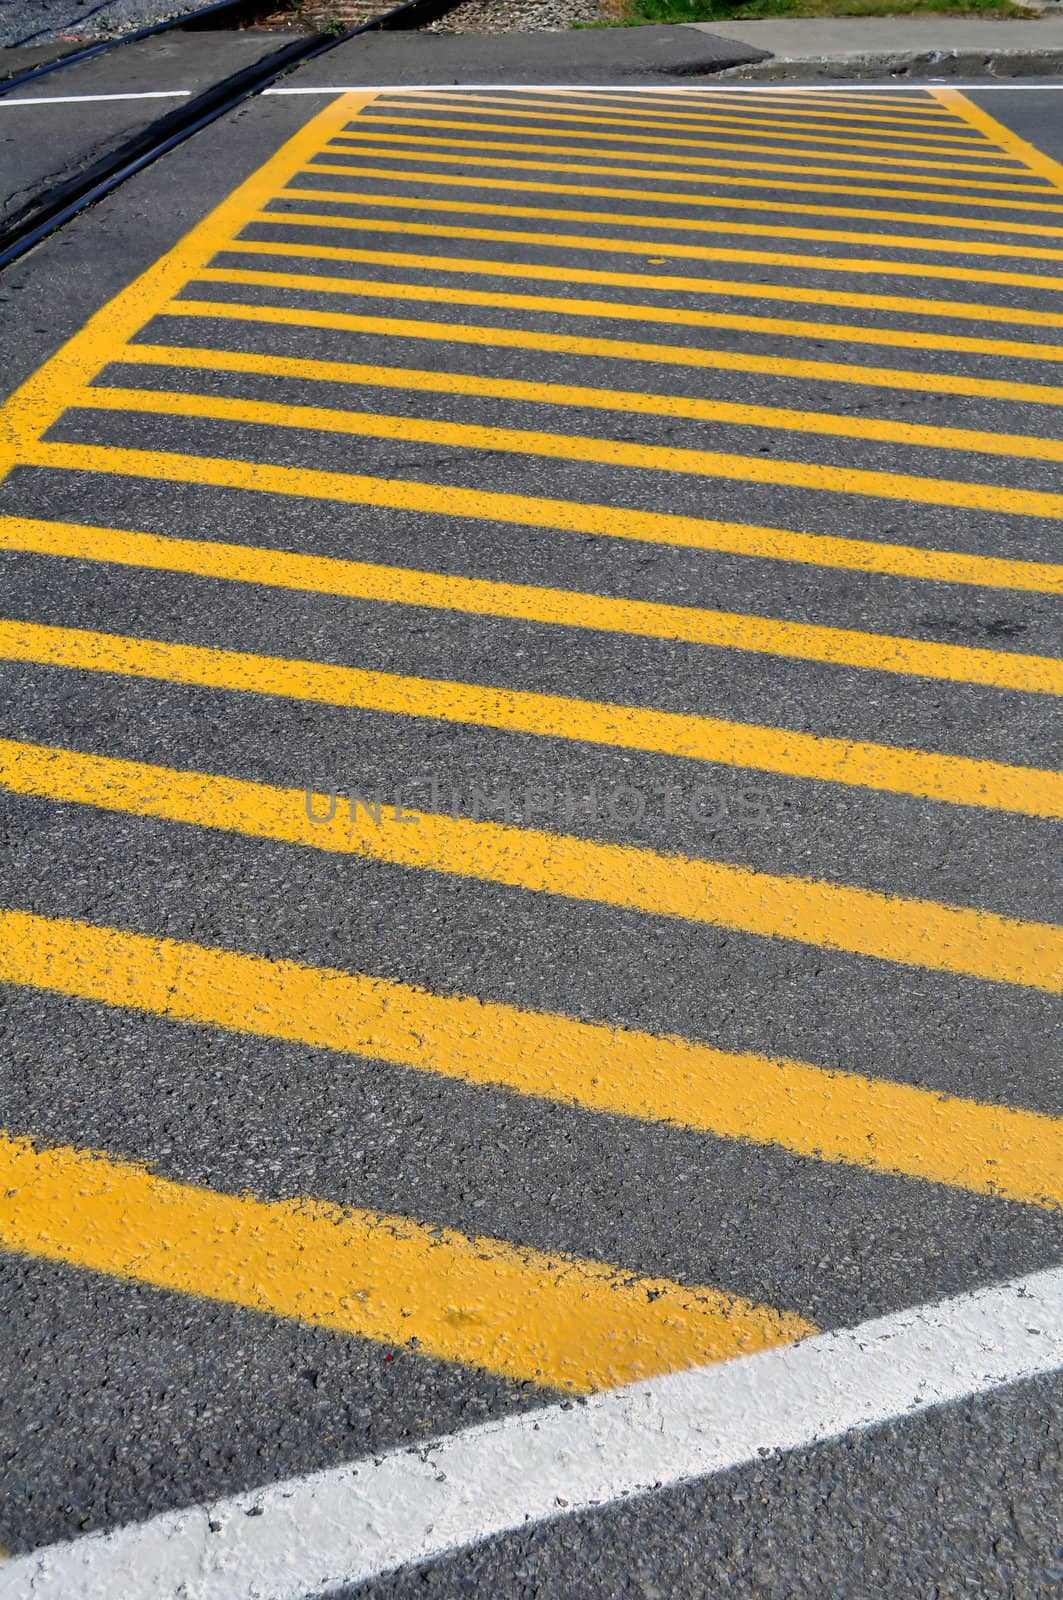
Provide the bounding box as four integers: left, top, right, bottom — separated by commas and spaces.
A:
0, 91, 191, 107
265, 82, 1063, 94
3, 1267, 1061, 1600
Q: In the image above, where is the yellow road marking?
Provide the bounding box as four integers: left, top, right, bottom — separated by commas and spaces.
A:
444, 91, 972, 128
75, 384, 1063, 528
0, 908, 1059, 1205
3, 608, 1060, 818
218, 244, 1063, 336
620, 88, 957, 111
21, 440, 1063, 597
648, 91, 956, 117
937, 88, 1063, 192
326, 128, 1048, 193
4, 737, 1063, 992
257, 206, 1063, 297
281, 182, 1063, 265
179, 274, 1063, 368
293, 159, 1063, 248
418, 92, 989, 141
120, 340, 1063, 467
9, 596, 1059, 704
0, 91, 378, 480
157, 299, 1063, 412
373, 95, 996, 155
342, 114, 1029, 178
318, 137, 1063, 217
0, 1129, 804, 1390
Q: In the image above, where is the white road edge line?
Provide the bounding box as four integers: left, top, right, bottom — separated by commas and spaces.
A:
0, 91, 191, 106
3, 1266, 1061, 1599
264, 81, 1063, 93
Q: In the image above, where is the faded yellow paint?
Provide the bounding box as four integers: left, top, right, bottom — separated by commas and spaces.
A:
0, 92, 378, 481
122, 339, 1063, 467
19, 442, 1063, 598
160, 299, 1063, 412
2, 736, 1061, 991
0, 1131, 808, 1390
324, 134, 1063, 215
74, 385, 1063, 529
0, 908, 1058, 1207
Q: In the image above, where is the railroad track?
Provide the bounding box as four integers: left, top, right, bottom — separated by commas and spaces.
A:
0, 0, 461, 270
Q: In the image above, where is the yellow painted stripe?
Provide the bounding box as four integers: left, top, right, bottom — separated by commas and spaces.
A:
5, 736, 1063, 992
157, 299, 1063, 412
120, 340, 1063, 468
280, 182, 1063, 266
614, 88, 956, 110
0, 1129, 803, 1390
317, 137, 1063, 217
0, 908, 1059, 1207
417, 92, 991, 142
344, 114, 1029, 178
76, 384, 1063, 530
395, 90, 989, 134
639, 91, 956, 116
294, 159, 1063, 247
936, 88, 1063, 192
22, 440, 1063, 600
424, 91, 972, 128
0, 91, 379, 481
373, 95, 995, 155
217, 246, 1063, 337
2, 603, 1060, 819
7, 596, 1059, 708
326, 126, 1048, 193
257, 206, 1063, 298
178, 275, 1063, 368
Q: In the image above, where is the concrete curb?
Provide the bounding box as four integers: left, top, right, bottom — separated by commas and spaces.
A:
712, 45, 1063, 80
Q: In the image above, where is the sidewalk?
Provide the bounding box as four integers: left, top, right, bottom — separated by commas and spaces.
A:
688, 15, 1063, 78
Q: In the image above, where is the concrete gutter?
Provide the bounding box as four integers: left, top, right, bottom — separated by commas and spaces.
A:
687, 15, 1063, 80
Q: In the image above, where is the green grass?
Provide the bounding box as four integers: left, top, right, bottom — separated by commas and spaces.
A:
586, 0, 1033, 25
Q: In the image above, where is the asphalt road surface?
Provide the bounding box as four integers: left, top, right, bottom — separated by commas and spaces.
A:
0, 71, 1060, 1599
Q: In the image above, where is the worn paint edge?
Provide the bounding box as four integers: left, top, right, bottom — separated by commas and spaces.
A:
4, 1266, 1062, 1599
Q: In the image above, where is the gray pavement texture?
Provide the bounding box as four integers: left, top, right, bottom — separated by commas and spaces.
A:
343, 1372, 1063, 1599
0, 39, 82, 76
284, 25, 770, 85
0, 60, 1060, 1600
0, 31, 287, 226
